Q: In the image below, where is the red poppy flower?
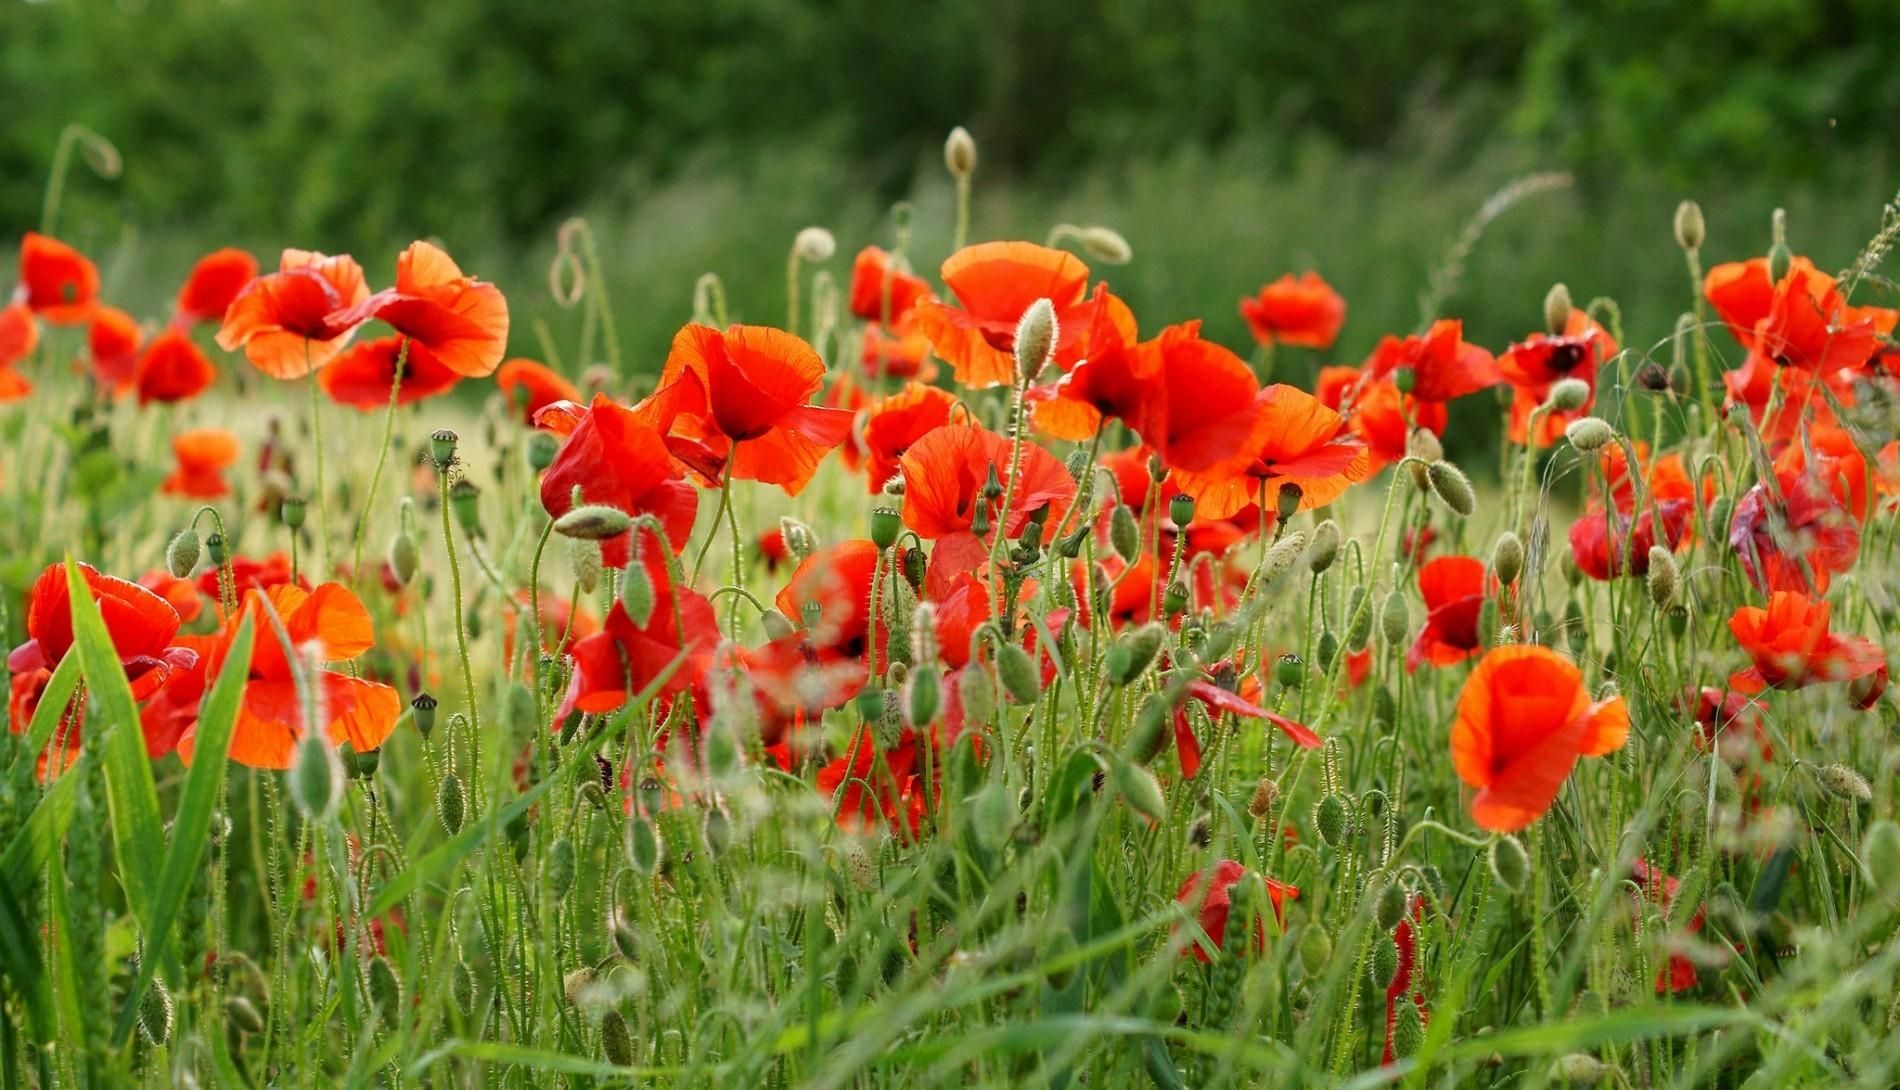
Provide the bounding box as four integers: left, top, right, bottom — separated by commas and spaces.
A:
138, 570, 204, 626
496, 358, 581, 423
757, 527, 791, 572
648, 323, 853, 495
83, 305, 140, 394
1705, 256, 1880, 374
162, 428, 241, 499
1728, 466, 1859, 596
1406, 556, 1488, 671
1362, 319, 1499, 403
1240, 272, 1346, 350
1450, 645, 1629, 832
909, 241, 1095, 388
538, 393, 699, 569
198, 553, 306, 602
1727, 591, 1885, 696
1026, 290, 1149, 442
1317, 364, 1447, 473
858, 320, 937, 382
217, 249, 371, 378
1171, 384, 1369, 520
1680, 686, 1772, 769
134, 329, 217, 405
173, 583, 401, 768
817, 728, 929, 835
1139, 320, 1268, 478
1172, 678, 1322, 779
1720, 351, 1845, 447
1500, 311, 1617, 447
1776, 424, 1873, 522
848, 246, 934, 323
561, 550, 719, 716
1568, 448, 1701, 581
725, 635, 868, 755
1629, 859, 1709, 994
14, 233, 100, 324
1382, 895, 1429, 1064
860, 381, 958, 493
1172, 860, 1298, 962
1, 301, 38, 368
898, 424, 1076, 541
319, 336, 461, 409
775, 540, 892, 661
174, 248, 260, 326
329, 241, 509, 378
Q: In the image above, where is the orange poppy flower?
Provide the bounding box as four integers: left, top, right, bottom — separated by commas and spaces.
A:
496, 358, 581, 423
1316, 364, 1447, 472
858, 320, 937, 382
319, 336, 461, 409
539, 393, 699, 569
1362, 319, 1499, 403
848, 246, 934, 323
1027, 289, 1150, 441
83, 305, 140, 394
1407, 556, 1488, 671
331, 241, 509, 378
174, 582, 401, 768
0, 302, 36, 400
1727, 591, 1886, 694
1239, 272, 1346, 350
197, 552, 307, 603
898, 424, 1076, 541
1500, 311, 1617, 447
134, 329, 217, 405
216, 249, 371, 377
138, 569, 204, 626
649, 323, 854, 495
1449, 645, 1629, 832
1705, 256, 1880, 374
1172, 860, 1298, 962
1143, 321, 1266, 476
909, 241, 1094, 388
561, 549, 719, 715
14, 233, 100, 324
860, 381, 958, 493
1170, 384, 1369, 520
162, 428, 241, 499
174, 247, 260, 326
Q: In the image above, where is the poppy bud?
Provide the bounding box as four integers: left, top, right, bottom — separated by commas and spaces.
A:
1768, 208, 1791, 282
1275, 483, 1304, 523
1112, 758, 1168, 824
1405, 429, 1442, 491
793, 226, 836, 263
704, 721, 739, 779
1816, 763, 1872, 802
1013, 298, 1058, 382
1074, 225, 1133, 265
1862, 820, 1900, 902
1492, 531, 1525, 587
1381, 589, 1410, 646
703, 805, 732, 858
569, 538, 602, 594
944, 126, 978, 177
367, 954, 401, 1023
1247, 777, 1279, 819
225, 995, 265, 1036
166, 528, 202, 578
620, 558, 655, 627
437, 772, 466, 834
1162, 580, 1189, 617
138, 977, 174, 1046
527, 431, 558, 472
1307, 519, 1341, 573
1298, 924, 1332, 976
760, 609, 794, 641
905, 667, 941, 728
430, 428, 459, 470
1674, 200, 1705, 251
1543, 282, 1573, 335
779, 516, 816, 561
1257, 531, 1308, 589
958, 667, 996, 726
279, 495, 307, 530
1109, 503, 1140, 561
543, 836, 577, 900
601, 1010, 636, 1067
1706, 495, 1732, 538
411, 693, 438, 739
1375, 881, 1407, 931
1370, 932, 1399, 989
626, 815, 661, 874
1847, 669, 1887, 711
449, 480, 481, 536
1545, 377, 1591, 413
1106, 623, 1165, 686
1427, 461, 1476, 517
996, 643, 1041, 704
388, 531, 419, 585
1390, 996, 1425, 1059
901, 546, 927, 590
1128, 693, 1170, 764
451, 960, 479, 1017
1634, 361, 1671, 393
1392, 366, 1415, 394
1168, 493, 1196, 530
555, 504, 634, 541
1564, 416, 1615, 452
290, 729, 342, 823
1489, 834, 1529, 894
1551, 1053, 1610, 1085
205, 531, 228, 566
1313, 793, 1346, 846
1646, 546, 1679, 609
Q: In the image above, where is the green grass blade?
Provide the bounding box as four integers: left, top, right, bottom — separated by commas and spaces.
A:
109, 614, 255, 1048
0, 772, 78, 891
62, 558, 163, 923
0, 870, 52, 1043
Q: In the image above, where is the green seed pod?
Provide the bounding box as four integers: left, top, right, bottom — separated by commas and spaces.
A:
437, 772, 466, 835
166, 528, 202, 577
627, 816, 661, 874
956, 667, 996, 727
1543, 282, 1573, 335
1490, 834, 1530, 894
1861, 820, 1900, 902
1106, 623, 1165, 686
205, 531, 228, 566
1344, 587, 1373, 651
527, 430, 558, 472
554, 504, 634, 541
1426, 460, 1476, 517
411, 693, 439, 739
996, 644, 1040, 704
1013, 298, 1058, 380
340, 742, 380, 780
1674, 199, 1705, 250
620, 555, 655, 627
1313, 794, 1347, 846
290, 730, 341, 822
703, 805, 732, 858
1564, 416, 1615, 452
870, 505, 902, 550
1109, 503, 1140, 561
1308, 519, 1341, 573
138, 977, 175, 1046
1297, 925, 1333, 976
900, 546, 927, 590
451, 959, 479, 1016
1162, 580, 1188, 616
430, 428, 459, 470
225, 994, 265, 1035
388, 530, 419, 585
1370, 932, 1400, 990
1492, 531, 1525, 586
1375, 881, 1407, 931
1646, 545, 1679, 609
1275, 653, 1304, 689
601, 1009, 636, 1066
279, 494, 307, 530
1381, 589, 1410, 646
906, 668, 941, 728
1390, 994, 1425, 1059
1112, 759, 1168, 824
1168, 493, 1196, 530
545, 837, 578, 900
368, 954, 401, 1023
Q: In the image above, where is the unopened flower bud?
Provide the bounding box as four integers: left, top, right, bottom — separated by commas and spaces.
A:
996, 643, 1040, 704
1390, 995, 1425, 1059
1646, 546, 1679, 608
1564, 416, 1615, 452
1543, 282, 1573, 335
1110, 503, 1140, 560
620, 557, 655, 627
1492, 531, 1525, 586
290, 729, 342, 823
1489, 834, 1529, 894
944, 126, 978, 177
205, 531, 228, 566
1552, 1053, 1610, 1085
1862, 820, 1900, 902
1674, 199, 1705, 250
1381, 589, 1410, 646
1013, 298, 1058, 381
1816, 763, 1872, 801
1405, 429, 1441, 491
793, 226, 835, 262
554, 504, 633, 541
1076, 226, 1132, 265
1370, 933, 1400, 989
1344, 586, 1373, 650
437, 771, 465, 834
167, 528, 202, 578
1257, 531, 1308, 587
1307, 519, 1341, 573
1106, 623, 1166, 686
1247, 777, 1279, 819
1112, 759, 1167, 824
1375, 881, 1408, 931
1546, 377, 1591, 413
1313, 793, 1347, 846
1427, 461, 1476, 517
388, 531, 418, 585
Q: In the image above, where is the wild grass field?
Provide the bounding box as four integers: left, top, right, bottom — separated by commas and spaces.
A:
2, 121, 1899, 1089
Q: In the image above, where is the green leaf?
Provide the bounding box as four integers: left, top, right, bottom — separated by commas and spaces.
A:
16, 649, 81, 773
405, 1040, 683, 1079
109, 615, 255, 1047
0, 772, 79, 891
63, 558, 163, 924
0, 867, 52, 1043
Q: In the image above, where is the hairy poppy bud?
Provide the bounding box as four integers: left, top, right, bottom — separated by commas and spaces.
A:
555, 504, 633, 541
569, 538, 602, 594
430, 428, 459, 470
1370, 932, 1400, 989
437, 771, 466, 834
601, 1010, 636, 1066
368, 954, 401, 1023
1316, 629, 1339, 670
449, 480, 481, 536
1674, 199, 1705, 250
1275, 483, 1304, 523
870, 505, 901, 550
1112, 758, 1168, 824
1307, 519, 1341, 573
1543, 282, 1573, 335
779, 516, 816, 561
703, 805, 732, 857
1406, 429, 1442, 491
1298, 924, 1332, 976
1768, 208, 1791, 282
996, 643, 1040, 704
279, 495, 307, 530
793, 226, 836, 263
1375, 881, 1407, 931
1816, 763, 1872, 801
944, 126, 978, 177
166, 528, 202, 577
1489, 834, 1529, 894
1109, 503, 1140, 561
545, 837, 577, 900
290, 729, 342, 823
906, 667, 941, 727
388, 531, 419, 585
1564, 416, 1615, 452
139, 977, 175, 1045
901, 546, 927, 590
1344, 586, 1373, 650
1427, 461, 1476, 517
450, 960, 479, 1016
225, 995, 265, 1036
1076, 226, 1132, 265
1128, 693, 1170, 764
1492, 531, 1525, 586
1863, 821, 1900, 902
1106, 623, 1165, 686
1390, 995, 1425, 1059
1381, 589, 1409, 646
1257, 531, 1308, 587
1313, 793, 1347, 846
1013, 298, 1058, 382
527, 431, 558, 472
620, 557, 655, 627
1168, 493, 1196, 530
1551, 1053, 1609, 1085
760, 608, 794, 641
958, 667, 996, 726
1247, 777, 1279, 819
626, 815, 661, 874
1545, 377, 1591, 413
1646, 546, 1679, 608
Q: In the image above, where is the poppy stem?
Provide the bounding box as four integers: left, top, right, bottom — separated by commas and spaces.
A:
306, 341, 329, 577
438, 464, 483, 783
350, 339, 407, 584
689, 448, 741, 589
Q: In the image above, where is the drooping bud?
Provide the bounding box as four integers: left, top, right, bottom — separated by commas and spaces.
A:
1862, 820, 1900, 902
449, 479, 481, 535
527, 431, 558, 472
225, 995, 265, 1036
1344, 586, 1373, 651
138, 977, 175, 1046
1489, 834, 1529, 894
760, 609, 794, 641
1370, 933, 1400, 989
1674, 199, 1705, 251
1427, 461, 1476, 517
1076, 226, 1132, 265
1247, 777, 1279, 819
1390, 994, 1425, 1058
368, 954, 402, 1023
1257, 531, 1308, 587
1492, 531, 1525, 586
1816, 763, 1872, 802
437, 771, 466, 834
1564, 416, 1615, 452
793, 226, 836, 263
1552, 1053, 1610, 1085
1543, 282, 1573, 335
905, 667, 941, 728
620, 554, 655, 627
430, 428, 459, 470
1298, 925, 1333, 976
944, 126, 978, 177
626, 815, 661, 874
957, 666, 996, 726
1013, 298, 1058, 382
601, 1009, 636, 1066
1308, 519, 1341, 573
569, 537, 602, 594
1112, 758, 1168, 824
1545, 377, 1591, 413
555, 504, 634, 540
1405, 429, 1442, 491
166, 528, 202, 577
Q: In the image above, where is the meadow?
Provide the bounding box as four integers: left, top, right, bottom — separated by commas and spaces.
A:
1, 122, 1899, 1089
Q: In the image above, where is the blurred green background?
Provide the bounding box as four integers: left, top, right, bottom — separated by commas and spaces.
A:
5, 0, 1897, 381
